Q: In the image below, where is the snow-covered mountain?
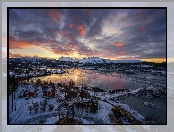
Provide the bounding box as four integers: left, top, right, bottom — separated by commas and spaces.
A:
58, 57, 79, 62
79, 57, 105, 64
58, 56, 142, 64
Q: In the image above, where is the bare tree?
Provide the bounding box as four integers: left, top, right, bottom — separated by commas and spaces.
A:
69, 79, 75, 89
9, 75, 19, 111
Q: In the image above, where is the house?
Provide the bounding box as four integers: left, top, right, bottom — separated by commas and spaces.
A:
42, 87, 55, 98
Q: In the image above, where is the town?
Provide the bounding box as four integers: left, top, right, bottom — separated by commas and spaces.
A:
8, 57, 166, 124
9, 56, 166, 78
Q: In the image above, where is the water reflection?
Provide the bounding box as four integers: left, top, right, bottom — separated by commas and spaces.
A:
31, 68, 166, 91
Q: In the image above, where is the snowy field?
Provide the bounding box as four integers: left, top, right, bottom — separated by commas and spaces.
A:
8, 83, 166, 124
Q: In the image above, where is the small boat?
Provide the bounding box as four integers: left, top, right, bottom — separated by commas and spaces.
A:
143, 102, 157, 108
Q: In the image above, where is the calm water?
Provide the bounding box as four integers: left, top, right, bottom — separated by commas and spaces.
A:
31, 68, 166, 91
119, 96, 167, 124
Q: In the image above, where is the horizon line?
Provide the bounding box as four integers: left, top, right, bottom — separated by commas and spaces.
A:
6, 56, 167, 63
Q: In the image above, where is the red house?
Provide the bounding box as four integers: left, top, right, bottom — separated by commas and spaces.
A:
28, 91, 35, 97
42, 88, 55, 98
18, 94, 23, 98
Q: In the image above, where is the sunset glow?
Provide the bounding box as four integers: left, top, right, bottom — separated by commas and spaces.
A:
8, 8, 166, 63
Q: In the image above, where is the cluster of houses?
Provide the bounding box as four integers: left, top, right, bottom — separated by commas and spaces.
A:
18, 88, 39, 99
18, 85, 56, 100
129, 85, 166, 98
73, 93, 98, 113
42, 87, 55, 98
12, 77, 166, 124
9, 68, 66, 78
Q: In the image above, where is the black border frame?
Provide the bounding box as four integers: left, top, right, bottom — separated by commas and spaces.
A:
7, 7, 167, 125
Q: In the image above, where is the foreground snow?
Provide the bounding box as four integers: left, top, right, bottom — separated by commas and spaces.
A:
9, 84, 166, 124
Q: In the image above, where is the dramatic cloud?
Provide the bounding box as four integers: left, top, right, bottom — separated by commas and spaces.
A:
78, 25, 86, 36
48, 9, 61, 23
9, 8, 166, 62
69, 24, 74, 28
112, 42, 124, 47
9, 40, 36, 49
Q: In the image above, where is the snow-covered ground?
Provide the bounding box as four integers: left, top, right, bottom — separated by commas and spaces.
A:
9, 85, 60, 124
8, 82, 166, 124
9, 89, 112, 124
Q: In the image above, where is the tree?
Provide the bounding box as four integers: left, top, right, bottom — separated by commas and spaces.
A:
9, 75, 18, 93
9, 75, 19, 111
49, 80, 54, 87
36, 78, 42, 87
69, 79, 75, 89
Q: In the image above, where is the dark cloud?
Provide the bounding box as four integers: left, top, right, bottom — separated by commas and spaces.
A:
9, 8, 166, 60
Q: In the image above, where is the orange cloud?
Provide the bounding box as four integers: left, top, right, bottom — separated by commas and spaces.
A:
48, 10, 61, 23
45, 39, 53, 44
66, 44, 73, 48
9, 53, 22, 58
52, 50, 72, 56
103, 56, 118, 60
112, 42, 124, 47
139, 27, 146, 32
120, 52, 125, 54
9, 40, 36, 49
69, 24, 74, 28
78, 25, 86, 36
92, 52, 99, 56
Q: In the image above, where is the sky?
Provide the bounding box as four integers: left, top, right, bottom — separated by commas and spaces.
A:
8, 8, 167, 63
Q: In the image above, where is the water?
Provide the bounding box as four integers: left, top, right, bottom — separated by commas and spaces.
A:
30, 68, 166, 91
119, 96, 167, 124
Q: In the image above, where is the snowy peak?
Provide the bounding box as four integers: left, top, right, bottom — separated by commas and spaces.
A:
58, 57, 78, 62
79, 57, 105, 64
58, 56, 141, 64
